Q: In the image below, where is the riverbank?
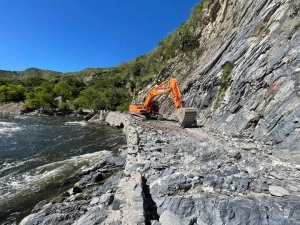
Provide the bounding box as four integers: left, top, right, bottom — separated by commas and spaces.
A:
0, 115, 126, 224
0, 103, 23, 115
0, 103, 91, 117
19, 111, 300, 224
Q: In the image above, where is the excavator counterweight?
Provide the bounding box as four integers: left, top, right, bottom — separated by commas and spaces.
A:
129, 78, 197, 128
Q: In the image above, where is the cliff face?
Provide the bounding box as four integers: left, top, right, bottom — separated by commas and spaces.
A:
152, 0, 300, 155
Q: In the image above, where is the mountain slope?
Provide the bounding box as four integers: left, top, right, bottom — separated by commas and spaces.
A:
148, 0, 300, 156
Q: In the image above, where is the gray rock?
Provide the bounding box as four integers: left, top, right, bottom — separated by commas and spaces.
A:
92, 172, 123, 196
228, 150, 242, 160
109, 222, 122, 225
159, 210, 184, 225
22, 213, 67, 225
269, 186, 289, 197
269, 171, 284, 180
241, 142, 256, 150
150, 172, 187, 196
74, 206, 106, 225
133, 215, 144, 224
196, 217, 208, 225
89, 197, 100, 206
100, 193, 114, 204
111, 199, 126, 210
20, 202, 88, 225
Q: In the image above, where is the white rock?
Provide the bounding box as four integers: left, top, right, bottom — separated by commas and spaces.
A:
269, 186, 289, 196
100, 193, 113, 204
90, 197, 100, 206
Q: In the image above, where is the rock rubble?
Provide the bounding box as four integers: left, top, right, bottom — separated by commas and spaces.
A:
19, 112, 300, 225
130, 118, 300, 224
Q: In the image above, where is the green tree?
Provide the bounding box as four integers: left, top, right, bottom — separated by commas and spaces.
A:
24, 81, 57, 110
23, 77, 46, 88
7, 84, 26, 102
53, 81, 72, 102
0, 85, 9, 103
24, 91, 41, 109
0, 84, 26, 103
65, 76, 86, 98
107, 87, 131, 111
0, 78, 8, 86
73, 87, 103, 111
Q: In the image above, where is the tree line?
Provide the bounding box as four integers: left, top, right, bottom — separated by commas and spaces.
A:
0, 75, 131, 112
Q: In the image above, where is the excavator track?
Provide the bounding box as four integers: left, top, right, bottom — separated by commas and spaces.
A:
130, 112, 147, 121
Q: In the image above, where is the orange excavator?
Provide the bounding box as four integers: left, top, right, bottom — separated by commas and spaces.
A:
129, 77, 197, 127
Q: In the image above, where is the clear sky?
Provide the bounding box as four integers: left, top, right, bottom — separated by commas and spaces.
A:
0, 0, 200, 72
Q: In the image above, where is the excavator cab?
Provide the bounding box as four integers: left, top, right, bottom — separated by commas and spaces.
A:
153, 100, 159, 114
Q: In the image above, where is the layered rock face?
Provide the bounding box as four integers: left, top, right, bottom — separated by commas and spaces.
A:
154, 0, 300, 156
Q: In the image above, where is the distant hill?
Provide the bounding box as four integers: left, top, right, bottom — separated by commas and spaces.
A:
0, 67, 62, 80
0, 66, 128, 84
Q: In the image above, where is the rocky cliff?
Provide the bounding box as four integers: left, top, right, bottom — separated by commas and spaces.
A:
142, 0, 300, 158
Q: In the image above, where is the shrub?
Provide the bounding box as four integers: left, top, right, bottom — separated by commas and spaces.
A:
213, 89, 226, 111
202, 101, 211, 108
116, 101, 131, 112
221, 62, 235, 89
213, 62, 235, 111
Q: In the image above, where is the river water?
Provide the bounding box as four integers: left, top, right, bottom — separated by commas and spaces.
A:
0, 115, 126, 224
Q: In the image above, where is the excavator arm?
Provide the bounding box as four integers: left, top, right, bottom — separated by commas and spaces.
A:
169, 77, 183, 108
143, 78, 182, 113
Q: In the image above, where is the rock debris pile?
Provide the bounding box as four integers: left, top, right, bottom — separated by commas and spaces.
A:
131, 119, 300, 224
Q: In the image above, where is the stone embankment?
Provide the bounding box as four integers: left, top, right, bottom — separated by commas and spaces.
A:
20, 111, 300, 225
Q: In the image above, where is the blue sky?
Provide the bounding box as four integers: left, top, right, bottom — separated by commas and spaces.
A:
0, 0, 200, 72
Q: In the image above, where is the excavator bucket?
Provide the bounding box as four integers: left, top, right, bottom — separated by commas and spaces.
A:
174, 107, 197, 128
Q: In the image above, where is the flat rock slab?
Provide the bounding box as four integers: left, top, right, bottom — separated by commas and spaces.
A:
269, 186, 289, 197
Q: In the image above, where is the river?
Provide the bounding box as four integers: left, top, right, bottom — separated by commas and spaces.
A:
0, 115, 126, 224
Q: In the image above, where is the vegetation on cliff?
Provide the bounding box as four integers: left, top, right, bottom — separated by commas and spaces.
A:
213, 62, 235, 111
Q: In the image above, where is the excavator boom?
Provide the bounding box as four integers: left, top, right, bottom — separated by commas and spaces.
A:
129, 78, 197, 127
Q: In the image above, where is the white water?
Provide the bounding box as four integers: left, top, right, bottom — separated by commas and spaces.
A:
65, 121, 87, 126
0, 151, 106, 199
0, 115, 126, 223
0, 121, 22, 136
